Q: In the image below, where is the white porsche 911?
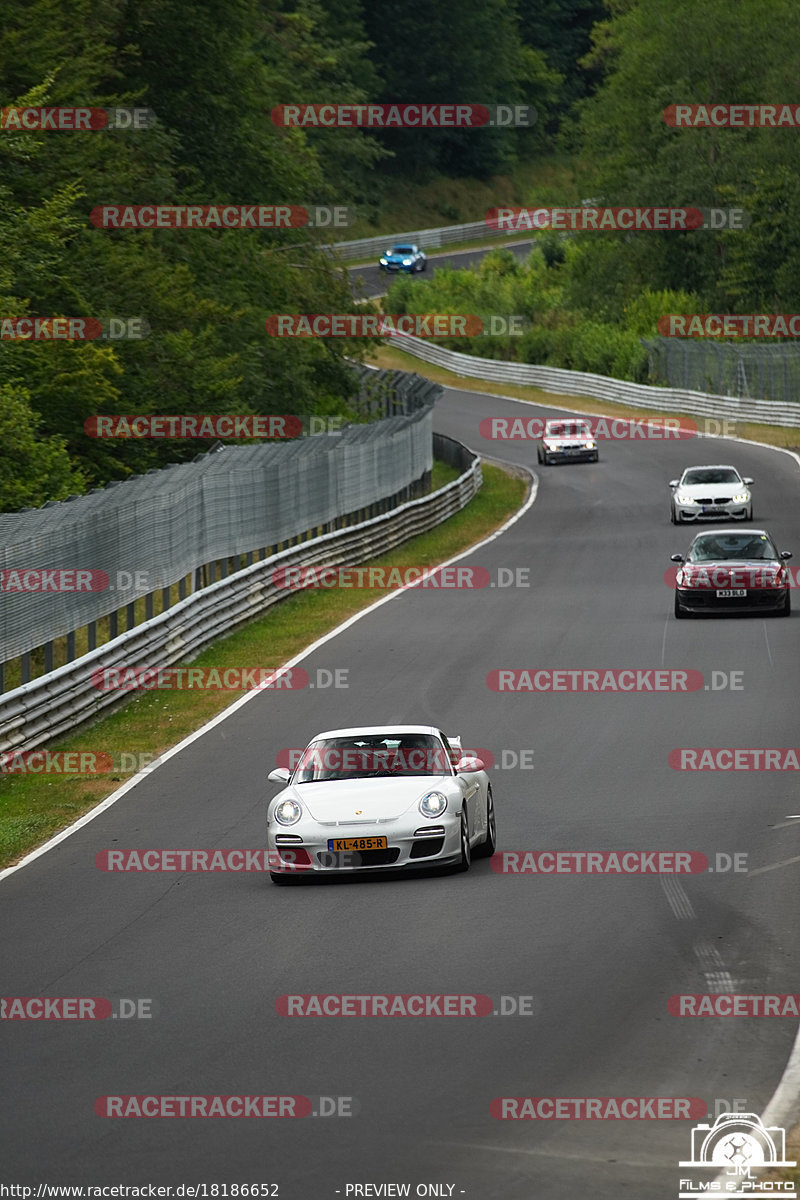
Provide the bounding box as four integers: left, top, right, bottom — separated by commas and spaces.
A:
267, 725, 495, 884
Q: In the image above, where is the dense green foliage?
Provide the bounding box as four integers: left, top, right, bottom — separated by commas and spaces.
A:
2, 0, 799, 509
386, 0, 800, 384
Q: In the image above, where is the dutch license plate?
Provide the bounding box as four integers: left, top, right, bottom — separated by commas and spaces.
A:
716, 589, 747, 598
327, 836, 388, 852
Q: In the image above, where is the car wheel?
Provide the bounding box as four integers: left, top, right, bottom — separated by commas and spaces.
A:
537, 448, 543, 463
674, 590, 688, 619
472, 786, 496, 859
453, 807, 472, 873
748, 507, 753, 520
776, 591, 791, 617
592, 453, 599, 462
420, 259, 427, 271
670, 506, 677, 524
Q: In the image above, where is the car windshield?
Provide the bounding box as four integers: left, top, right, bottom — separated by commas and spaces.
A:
293, 734, 452, 782
682, 468, 741, 485
546, 422, 590, 438
391, 246, 414, 255
688, 533, 777, 562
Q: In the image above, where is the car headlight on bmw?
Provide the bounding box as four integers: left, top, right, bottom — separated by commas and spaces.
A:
732, 491, 750, 503
274, 798, 302, 825
582, 440, 596, 449
419, 791, 447, 818
676, 492, 697, 504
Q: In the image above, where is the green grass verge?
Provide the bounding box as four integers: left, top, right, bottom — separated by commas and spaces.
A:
0, 460, 527, 870
368, 344, 800, 454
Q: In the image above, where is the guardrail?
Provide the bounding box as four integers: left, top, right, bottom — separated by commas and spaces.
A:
0, 435, 481, 756
389, 334, 800, 428
323, 219, 518, 263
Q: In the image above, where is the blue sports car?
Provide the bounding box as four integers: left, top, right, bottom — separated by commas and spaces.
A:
379, 243, 427, 273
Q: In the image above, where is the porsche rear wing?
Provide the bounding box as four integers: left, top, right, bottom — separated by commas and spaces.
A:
446, 734, 462, 765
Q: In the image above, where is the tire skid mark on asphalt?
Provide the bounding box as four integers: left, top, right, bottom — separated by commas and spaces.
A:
660, 874, 696, 920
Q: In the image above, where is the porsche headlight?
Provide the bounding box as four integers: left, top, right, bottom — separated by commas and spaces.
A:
274, 798, 302, 826
732, 491, 750, 503
379, 257, 388, 265
419, 791, 447, 818
676, 492, 697, 504
403, 258, 413, 265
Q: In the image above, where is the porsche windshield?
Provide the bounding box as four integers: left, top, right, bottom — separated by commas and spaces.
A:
390, 246, 414, 255
293, 735, 453, 782
688, 533, 777, 562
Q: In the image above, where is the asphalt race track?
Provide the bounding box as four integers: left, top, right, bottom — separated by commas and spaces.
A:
349, 239, 536, 298
2, 385, 799, 1197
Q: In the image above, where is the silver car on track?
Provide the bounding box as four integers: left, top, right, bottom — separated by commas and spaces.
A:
267, 725, 495, 884
669, 464, 753, 523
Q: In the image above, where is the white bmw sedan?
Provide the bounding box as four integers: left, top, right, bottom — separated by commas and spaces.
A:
537, 419, 599, 465
669, 464, 753, 523
267, 726, 495, 884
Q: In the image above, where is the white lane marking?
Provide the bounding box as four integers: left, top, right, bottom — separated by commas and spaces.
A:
762, 621, 775, 667
747, 853, 800, 877
661, 875, 696, 920
0, 465, 538, 883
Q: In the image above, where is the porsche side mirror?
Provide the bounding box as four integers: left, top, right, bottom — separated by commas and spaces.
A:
456, 756, 485, 773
